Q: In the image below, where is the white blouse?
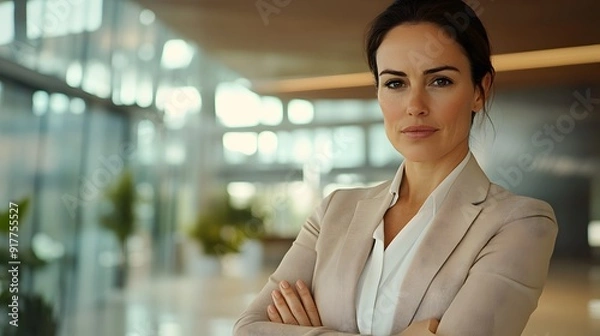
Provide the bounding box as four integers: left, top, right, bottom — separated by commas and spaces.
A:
355, 152, 472, 336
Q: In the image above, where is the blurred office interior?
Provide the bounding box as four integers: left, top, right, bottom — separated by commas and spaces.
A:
0, 0, 599, 335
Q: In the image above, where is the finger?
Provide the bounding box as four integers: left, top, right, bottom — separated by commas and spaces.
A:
295, 280, 322, 326
271, 290, 298, 325
267, 304, 283, 324
278, 281, 312, 326
427, 318, 439, 333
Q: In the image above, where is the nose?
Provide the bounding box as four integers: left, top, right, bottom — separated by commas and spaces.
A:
406, 88, 429, 116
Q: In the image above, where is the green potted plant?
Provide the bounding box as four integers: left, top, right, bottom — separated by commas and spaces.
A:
188, 192, 265, 275
100, 170, 136, 288
0, 197, 57, 336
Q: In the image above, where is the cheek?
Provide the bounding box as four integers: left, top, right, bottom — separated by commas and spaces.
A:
378, 94, 403, 123
440, 96, 474, 133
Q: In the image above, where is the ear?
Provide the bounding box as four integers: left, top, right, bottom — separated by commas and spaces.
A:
473, 73, 492, 112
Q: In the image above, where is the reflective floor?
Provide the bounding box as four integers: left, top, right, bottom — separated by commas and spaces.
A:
65, 260, 600, 336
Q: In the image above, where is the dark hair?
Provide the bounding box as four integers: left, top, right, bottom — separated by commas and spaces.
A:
366, 0, 495, 113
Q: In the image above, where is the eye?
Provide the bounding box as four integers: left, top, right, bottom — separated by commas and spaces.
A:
383, 79, 405, 89
431, 77, 453, 87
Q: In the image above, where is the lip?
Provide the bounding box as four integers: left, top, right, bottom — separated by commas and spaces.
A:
401, 125, 439, 139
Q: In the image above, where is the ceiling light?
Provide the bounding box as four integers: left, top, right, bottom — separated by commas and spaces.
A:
252, 44, 600, 93
492, 44, 600, 71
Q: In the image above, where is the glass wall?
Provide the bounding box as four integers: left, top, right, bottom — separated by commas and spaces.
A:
0, 0, 234, 335
0, 78, 134, 334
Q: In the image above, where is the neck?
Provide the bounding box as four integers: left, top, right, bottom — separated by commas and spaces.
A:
400, 147, 469, 205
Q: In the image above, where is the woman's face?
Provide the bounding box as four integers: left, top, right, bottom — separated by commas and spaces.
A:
376, 23, 486, 163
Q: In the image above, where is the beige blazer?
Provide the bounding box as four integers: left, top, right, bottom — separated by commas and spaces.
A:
234, 156, 558, 336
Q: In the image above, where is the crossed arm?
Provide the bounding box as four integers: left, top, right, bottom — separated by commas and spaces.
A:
233, 191, 440, 336
266, 279, 439, 335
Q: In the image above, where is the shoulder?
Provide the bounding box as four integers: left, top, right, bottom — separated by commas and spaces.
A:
485, 183, 556, 221
318, 180, 392, 215
326, 180, 391, 202
310, 180, 391, 228
478, 184, 558, 239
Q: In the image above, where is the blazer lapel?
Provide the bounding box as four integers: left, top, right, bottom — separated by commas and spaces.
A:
392, 156, 490, 331
335, 185, 394, 331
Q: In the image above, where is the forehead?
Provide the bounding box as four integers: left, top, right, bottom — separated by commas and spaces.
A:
376, 23, 470, 71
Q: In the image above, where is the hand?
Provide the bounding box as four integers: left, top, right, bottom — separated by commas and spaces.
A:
267, 280, 322, 327
425, 319, 439, 333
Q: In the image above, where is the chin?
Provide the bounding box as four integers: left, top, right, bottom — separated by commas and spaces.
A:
395, 148, 439, 163
393, 141, 441, 163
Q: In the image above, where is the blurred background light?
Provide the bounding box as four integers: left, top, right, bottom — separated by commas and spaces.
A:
161, 39, 194, 69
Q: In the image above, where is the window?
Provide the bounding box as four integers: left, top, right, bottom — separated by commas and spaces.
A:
369, 124, 401, 167
0, 1, 14, 46
26, 0, 103, 39
223, 132, 258, 164
257, 131, 278, 163
332, 126, 365, 168
260, 96, 283, 126
216, 82, 261, 127
288, 99, 314, 125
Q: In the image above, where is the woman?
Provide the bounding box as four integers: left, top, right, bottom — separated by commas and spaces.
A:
234, 0, 558, 335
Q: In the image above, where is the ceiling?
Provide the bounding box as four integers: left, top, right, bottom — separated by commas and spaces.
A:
134, 0, 600, 99
129, 0, 600, 139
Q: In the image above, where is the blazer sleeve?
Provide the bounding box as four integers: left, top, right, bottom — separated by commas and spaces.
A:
433, 199, 558, 336
233, 190, 361, 336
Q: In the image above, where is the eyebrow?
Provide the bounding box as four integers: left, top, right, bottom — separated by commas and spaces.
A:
378, 65, 460, 77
